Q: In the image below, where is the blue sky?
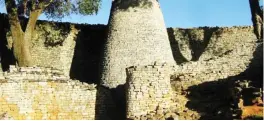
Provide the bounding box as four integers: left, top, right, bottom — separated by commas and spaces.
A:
0, 0, 262, 28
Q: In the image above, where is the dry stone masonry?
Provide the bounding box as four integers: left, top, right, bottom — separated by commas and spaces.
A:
100, 0, 175, 88
3, 65, 68, 81
169, 26, 259, 89
126, 63, 173, 119
0, 66, 97, 120
6, 24, 78, 76
0, 65, 176, 120
0, 13, 262, 120
1, 12, 259, 84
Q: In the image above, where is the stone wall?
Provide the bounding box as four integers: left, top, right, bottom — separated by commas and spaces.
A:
126, 63, 173, 119
0, 66, 98, 120
168, 26, 259, 89
168, 26, 256, 62
28, 22, 107, 82
5, 23, 78, 76
0, 13, 260, 85
0, 13, 107, 82
0, 13, 262, 120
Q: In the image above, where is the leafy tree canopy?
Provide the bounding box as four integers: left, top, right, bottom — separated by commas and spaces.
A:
3, 0, 101, 19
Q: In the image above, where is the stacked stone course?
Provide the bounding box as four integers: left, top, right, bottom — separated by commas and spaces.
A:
0, 66, 97, 120
100, 0, 176, 89
3, 65, 68, 81
126, 63, 173, 119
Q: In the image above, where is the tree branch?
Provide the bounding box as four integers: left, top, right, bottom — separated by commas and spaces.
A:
4, 0, 23, 32
25, 0, 54, 40
38, 0, 53, 9
25, 8, 43, 35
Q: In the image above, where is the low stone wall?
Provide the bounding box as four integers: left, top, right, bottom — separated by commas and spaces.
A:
3, 65, 68, 81
0, 66, 97, 120
126, 63, 173, 119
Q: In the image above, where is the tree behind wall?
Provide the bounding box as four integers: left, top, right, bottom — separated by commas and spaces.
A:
249, 0, 263, 40
1, 0, 101, 67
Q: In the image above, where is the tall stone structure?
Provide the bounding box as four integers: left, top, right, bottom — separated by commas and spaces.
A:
100, 0, 175, 88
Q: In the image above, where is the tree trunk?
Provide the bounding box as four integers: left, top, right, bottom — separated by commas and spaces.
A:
249, 0, 263, 40
21, 9, 43, 66
10, 18, 31, 67
5, 0, 31, 66
100, 0, 175, 88
5, 0, 43, 67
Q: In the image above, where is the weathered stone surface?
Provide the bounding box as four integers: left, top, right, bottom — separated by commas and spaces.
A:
0, 13, 261, 120
170, 27, 258, 86
126, 64, 173, 119
6, 25, 78, 76
0, 66, 98, 120
100, 0, 176, 89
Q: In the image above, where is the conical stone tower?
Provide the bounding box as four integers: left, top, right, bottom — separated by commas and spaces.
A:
100, 0, 175, 88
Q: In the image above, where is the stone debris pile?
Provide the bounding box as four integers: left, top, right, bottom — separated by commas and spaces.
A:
230, 80, 263, 119
130, 108, 179, 120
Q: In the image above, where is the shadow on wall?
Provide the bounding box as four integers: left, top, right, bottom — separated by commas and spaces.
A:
0, 14, 16, 71
185, 42, 263, 120
0, 13, 107, 83
167, 28, 189, 64
186, 27, 219, 61
186, 77, 237, 120
241, 43, 263, 89
167, 27, 221, 64
94, 85, 126, 120
69, 25, 107, 84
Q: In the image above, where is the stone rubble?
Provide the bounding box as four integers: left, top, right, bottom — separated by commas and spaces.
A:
230, 80, 263, 119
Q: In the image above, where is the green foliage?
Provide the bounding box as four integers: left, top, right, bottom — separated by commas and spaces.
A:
114, 0, 153, 10
37, 22, 70, 47
77, 0, 101, 15
1, 0, 101, 19
44, 0, 101, 19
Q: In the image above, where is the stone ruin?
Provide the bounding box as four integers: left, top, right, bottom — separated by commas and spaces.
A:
0, 41, 263, 120
0, 12, 263, 120
0, 66, 97, 120
0, 40, 263, 120
126, 64, 174, 119
0, 63, 180, 120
